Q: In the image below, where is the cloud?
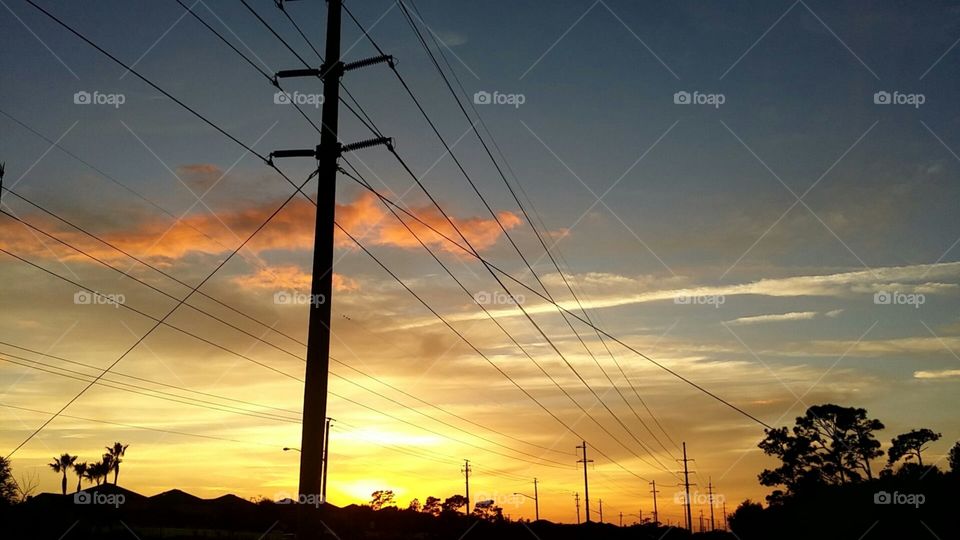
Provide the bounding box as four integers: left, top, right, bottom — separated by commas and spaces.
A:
400, 262, 960, 329
825, 309, 844, 318
176, 163, 225, 191
1, 191, 521, 263
232, 266, 359, 293
913, 369, 960, 379
725, 311, 818, 326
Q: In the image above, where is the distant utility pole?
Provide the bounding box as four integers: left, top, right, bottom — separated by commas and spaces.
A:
462, 460, 471, 515
707, 477, 716, 531
679, 442, 694, 533
599, 498, 603, 523
619, 512, 623, 527
576, 441, 593, 522
649, 480, 660, 526
321, 417, 333, 502
722, 500, 728, 531
269, 2, 393, 532
534, 478, 539, 521
699, 509, 704, 533
574, 492, 581, 524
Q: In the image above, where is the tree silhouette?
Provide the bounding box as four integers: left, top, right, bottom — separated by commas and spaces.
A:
441, 495, 467, 514
759, 404, 884, 499
105, 442, 128, 485
86, 460, 109, 486
72, 462, 88, 493
369, 490, 395, 510
47, 454, 77, 495
0, 456, 17, 505
406, 498, 421, 512
948, 441, 960, 473
422, 496, 441, 516
887, 428, 941, 469
472, 500, 504, 522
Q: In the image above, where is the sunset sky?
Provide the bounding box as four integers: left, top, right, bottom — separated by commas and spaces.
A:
2, 0, 960, 525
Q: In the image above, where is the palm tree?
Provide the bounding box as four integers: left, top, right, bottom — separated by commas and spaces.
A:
86, 461, 108, 486
48, 454, 77, 495
105, 442, 128, 485
72, 462, 88, 493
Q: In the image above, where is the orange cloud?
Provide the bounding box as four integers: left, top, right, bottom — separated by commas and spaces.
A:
232, 265, 358, 292
1, 191, 520, 265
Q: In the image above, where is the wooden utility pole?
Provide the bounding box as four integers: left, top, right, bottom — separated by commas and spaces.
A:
619, 512, 623, 527
722, 500, 728, 530
462, 460, 471, 515
576, 441, 593, 522
321, 417, 332, 502
599, 498, 603, 523
574, 492, 580, 524
533, 478, 539, 521
707, 477, 716, 531
680, 442, 694, 533
649, 480, 660, 526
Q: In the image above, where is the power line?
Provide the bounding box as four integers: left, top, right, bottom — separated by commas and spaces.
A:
1, 166, 316, 457
346, 1, 680, 468
2, 187, 578, 464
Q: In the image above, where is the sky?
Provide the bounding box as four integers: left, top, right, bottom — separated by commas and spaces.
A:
1, 0, 960, 526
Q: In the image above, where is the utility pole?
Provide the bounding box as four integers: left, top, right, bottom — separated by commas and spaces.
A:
619, 512, 623, 527
321, 417, 333, 502
679, 442, 694, 534
599, 498, 603, 523
269, 2, 394, 530
722, 500, 728, 531
533, 478, 539, 521
574, 492, 580, 524
707, 477, 716, 531
699, 509, 704, 533
576, 441, 593, 522
649, 480, 660, 526
462, 460, 471, 515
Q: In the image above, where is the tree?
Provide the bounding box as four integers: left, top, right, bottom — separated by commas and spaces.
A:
406, 498, 421, 512
758, 404, 884, 498
0, 456, 18, 505
948, 441, 960, 474
728, 500, 765, 537
472, 500, 504, 522
105, 442, 128, 485
422, 496, 441, 516
887, 428, 941, 469
48, 454, 77, 495
72, 462, 89, 493
442, 494, 468, 514
86, 460, 109, 486
369, 490, 395, 510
